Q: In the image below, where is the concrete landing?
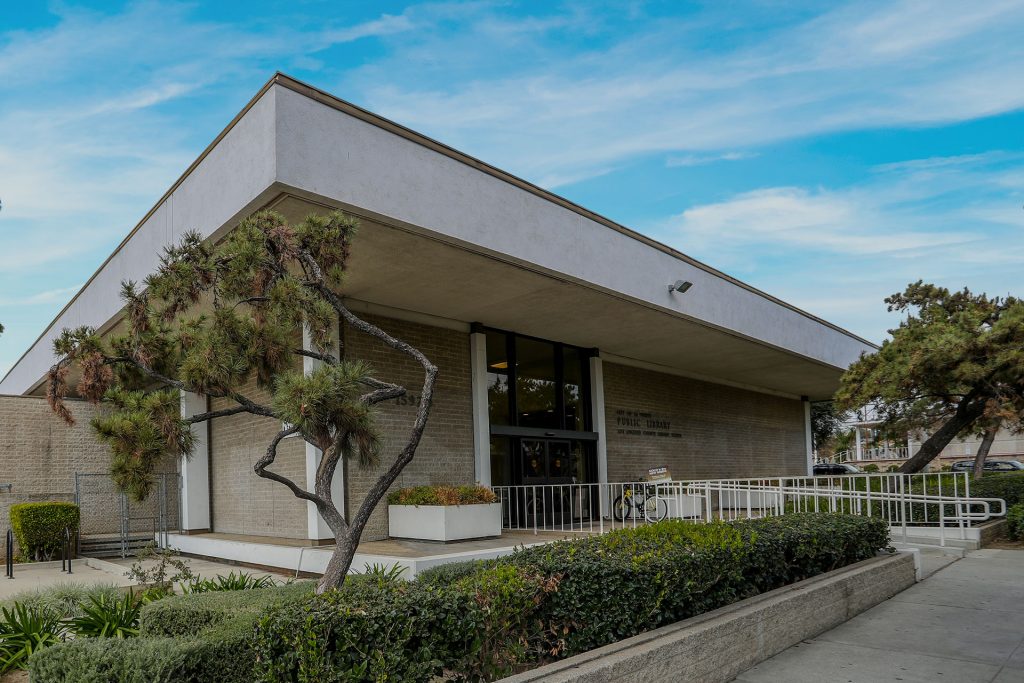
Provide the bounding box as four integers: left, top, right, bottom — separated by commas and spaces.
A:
734, 548, 1024, 683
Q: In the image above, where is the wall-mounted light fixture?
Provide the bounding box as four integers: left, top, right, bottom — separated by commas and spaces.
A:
668, 280, 693, 294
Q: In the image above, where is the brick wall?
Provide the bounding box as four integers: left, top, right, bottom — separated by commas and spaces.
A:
0, 395, 113, 553
209, 375, 308, 538
342, 315, 475, 541
204, 314, 475, 542
602, 363, 808, 481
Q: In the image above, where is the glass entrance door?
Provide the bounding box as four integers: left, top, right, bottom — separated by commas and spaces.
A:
518, 439, 596, 528
521, 439, 575, 485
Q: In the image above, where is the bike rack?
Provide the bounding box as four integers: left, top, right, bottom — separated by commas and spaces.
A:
60, 526, 73, 574
5, 529, 13, 579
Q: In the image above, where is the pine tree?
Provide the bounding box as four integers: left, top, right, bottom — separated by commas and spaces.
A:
48, 210, 437, 592
836, 282, 1024, 473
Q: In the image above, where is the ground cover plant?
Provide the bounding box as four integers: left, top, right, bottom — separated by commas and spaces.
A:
28, 512, 889, 682
0, 560, 279, 676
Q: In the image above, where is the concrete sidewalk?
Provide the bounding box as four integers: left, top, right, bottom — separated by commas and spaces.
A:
735, 548, 1024, 683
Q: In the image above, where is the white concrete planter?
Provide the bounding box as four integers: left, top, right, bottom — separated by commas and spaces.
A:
389, 503, 502, 542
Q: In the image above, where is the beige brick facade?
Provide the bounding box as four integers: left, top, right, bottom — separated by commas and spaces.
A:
204, 314, 475, 541
602, 362, 808, 481
0, 396, 113, 553
208, 375, 308, 538
341, 315, 475, 541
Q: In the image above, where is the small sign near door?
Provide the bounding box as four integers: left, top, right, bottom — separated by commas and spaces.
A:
646, 467, 672, 481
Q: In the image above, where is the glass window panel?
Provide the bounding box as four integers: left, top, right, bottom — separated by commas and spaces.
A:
486, 331, 510, 426
489, 436, 512, 486
562, 347, 584, 431
515, 337, 558, 429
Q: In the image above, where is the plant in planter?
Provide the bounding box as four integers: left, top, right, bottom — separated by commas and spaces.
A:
387, 485, 501, 542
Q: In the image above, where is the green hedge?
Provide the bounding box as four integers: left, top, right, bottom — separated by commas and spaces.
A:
253, 569, 546, 681
28, 582, 313, 683
1007, 504, 1024, 541
254, 513, 890, 680
9, 502, 79, 561
31, 514, 890, 682
971, 472, 1024, 507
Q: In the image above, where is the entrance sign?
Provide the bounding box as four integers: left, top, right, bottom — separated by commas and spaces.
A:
647, 467, 672, 481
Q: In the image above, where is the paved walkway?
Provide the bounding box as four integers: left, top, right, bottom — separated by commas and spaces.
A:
736, 548, 1024, 683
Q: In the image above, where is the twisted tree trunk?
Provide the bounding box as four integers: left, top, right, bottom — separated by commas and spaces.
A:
972, 426, 999, 480
899, 397, 987, 473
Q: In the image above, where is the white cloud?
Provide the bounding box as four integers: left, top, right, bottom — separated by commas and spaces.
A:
0, 286, 81, 307
662, 154, 1024, 341
675, 187, 974, 256
0, 4, 419, 376
666, 152, 758, 167
346, 1, 1024, 187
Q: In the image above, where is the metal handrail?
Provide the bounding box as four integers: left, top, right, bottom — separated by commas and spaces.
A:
493, 472, 1006, 548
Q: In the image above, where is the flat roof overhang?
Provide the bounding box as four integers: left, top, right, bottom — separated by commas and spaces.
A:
270, 193, 857, 400
0, 73, 875, 399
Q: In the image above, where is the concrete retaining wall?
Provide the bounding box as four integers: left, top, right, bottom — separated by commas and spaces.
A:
499, 551, 917, 683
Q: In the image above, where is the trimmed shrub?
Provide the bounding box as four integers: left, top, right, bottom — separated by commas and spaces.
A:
254, 565, 551, 681
971, 472, 1024, 507
9, 502, 80, 561
733, 513, 891, 593
31, 514, 890, 682
29, 582, 313, 683
388, 484, 497, 506
416, 558, 494, 586
255, 513, 889, 680
503, 521, 751, 657
1007, 504, 1024, 540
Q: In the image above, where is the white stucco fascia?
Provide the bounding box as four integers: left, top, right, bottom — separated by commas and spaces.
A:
270, 83, 874, 372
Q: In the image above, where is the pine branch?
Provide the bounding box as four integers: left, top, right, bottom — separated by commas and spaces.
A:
254, 425, 322, 506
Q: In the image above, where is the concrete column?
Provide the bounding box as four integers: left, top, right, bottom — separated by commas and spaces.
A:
179, 391, 211, 532
469, 332, 491, 486
855, 426, 863, 461
303, 323, 345, 541
803, 398, 813, 475
589, 355, 609, 510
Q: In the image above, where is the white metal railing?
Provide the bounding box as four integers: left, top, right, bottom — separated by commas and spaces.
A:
834, 447, 910, 462
492, 472, 1006, 548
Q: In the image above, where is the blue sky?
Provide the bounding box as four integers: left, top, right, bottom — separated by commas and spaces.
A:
2, 1, 1023, 376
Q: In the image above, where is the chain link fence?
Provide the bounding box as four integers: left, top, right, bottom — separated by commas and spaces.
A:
75, 473, 181, 557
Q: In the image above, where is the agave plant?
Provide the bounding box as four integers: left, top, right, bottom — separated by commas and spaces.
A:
360, 562, 407, 587
67, 592, 141, 639
182, 571, 277, 593
0, 603, 66, 673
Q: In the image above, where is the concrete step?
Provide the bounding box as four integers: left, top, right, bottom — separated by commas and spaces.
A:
890, 533, 978, 550
78, 535, 153, 558
891, 542, 967, 558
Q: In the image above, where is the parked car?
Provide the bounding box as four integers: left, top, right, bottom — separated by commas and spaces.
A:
812, 463, 863, 476
950, 460, 1024, 473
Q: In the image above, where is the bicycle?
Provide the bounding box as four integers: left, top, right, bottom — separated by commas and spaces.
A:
612, 484, 669, 523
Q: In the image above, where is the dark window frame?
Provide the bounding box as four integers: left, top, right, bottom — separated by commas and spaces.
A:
474, 323, 595, 433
